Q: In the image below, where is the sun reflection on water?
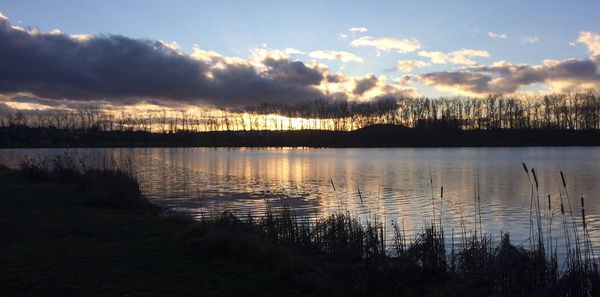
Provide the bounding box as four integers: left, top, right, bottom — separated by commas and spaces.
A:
2, 146, 600, 261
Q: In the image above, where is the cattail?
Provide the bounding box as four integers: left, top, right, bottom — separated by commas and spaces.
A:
522, 162, 529, 174
560, 200, 565, 215
330, 179, 336, 192
357, 187, 363, 204
581, 197, 587, 229
532, 168, 538, 188
547, 194, 551, 211
560, 171, 566, 188
441, 186, 444, 199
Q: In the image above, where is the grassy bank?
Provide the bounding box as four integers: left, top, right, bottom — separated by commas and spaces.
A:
1, 159, 600, 296
0, 165, 324, 297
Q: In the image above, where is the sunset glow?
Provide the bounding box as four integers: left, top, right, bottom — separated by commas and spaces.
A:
0, 1, 599, 122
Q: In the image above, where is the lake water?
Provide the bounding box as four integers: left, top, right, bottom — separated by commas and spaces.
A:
2, 147, 600, 260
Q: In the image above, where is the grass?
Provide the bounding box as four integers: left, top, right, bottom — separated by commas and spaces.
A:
0, 166, 323, 297
2, 158, 600, 296
188, 209, 599, 296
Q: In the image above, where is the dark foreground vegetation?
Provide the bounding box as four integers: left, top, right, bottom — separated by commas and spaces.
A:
0, 161, 312, 297
2, 158, 599, 296
3, 125, 600, 147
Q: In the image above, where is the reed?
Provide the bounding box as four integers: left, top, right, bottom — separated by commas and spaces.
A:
187, 205, 599, 296
7, 157, 600, 296
15, 154, 156, 213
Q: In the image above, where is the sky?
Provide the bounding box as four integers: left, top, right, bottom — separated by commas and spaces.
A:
1, 0, 600, 113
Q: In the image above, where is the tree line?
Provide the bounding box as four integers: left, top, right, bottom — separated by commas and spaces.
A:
2, 92, 600, 132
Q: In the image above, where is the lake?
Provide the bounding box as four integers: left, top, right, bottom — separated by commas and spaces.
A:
2, 147, 599, 259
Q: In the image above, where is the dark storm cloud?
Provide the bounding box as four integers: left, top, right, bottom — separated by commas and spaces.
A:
326, 74, 344, 83
419, 59, 600, 94
0, 17, 327, 107
263, 58, 324, 85
419, 71, 498, 93
353, 74, 378, 95
541, 59, 598, 80
0, 21, 210, 100
377, 84, 417, 98
205, 62, 325, 105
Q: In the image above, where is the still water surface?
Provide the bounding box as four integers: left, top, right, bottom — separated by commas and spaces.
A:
2, 147, 600, 259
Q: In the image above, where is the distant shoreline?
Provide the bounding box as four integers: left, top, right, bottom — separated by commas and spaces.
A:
2, 124, 600, 148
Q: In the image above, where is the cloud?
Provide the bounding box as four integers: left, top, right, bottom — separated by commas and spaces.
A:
0, 23, 208, 101
249, 47, 304, 64
349, 27, 368, 33
419, 71, 494, 95
487, 32, 508, 39
418, 49, 489, 66
577, 31, 600, 60
318, 71, 417, 100
0, 13, 417, 110
418, 58, 600, 95
350, 36, 421, 53
376, 84, 418, 99
0, 93, 118, 112
0, 100, 74, 116
521, 36, 539, 44
417, 51, 449, 64
262, 58, 324, 85
71, 33, 93, 42
396, 60, 430, 72
353, 74, 378, 95
190, 47, 223, 62
338, 33, 348, 39
309, 50, 363, 63
159, 40, 180, 50
449, 49, 490, 66
392, 75, 412, 86
0, 15, 333, 107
